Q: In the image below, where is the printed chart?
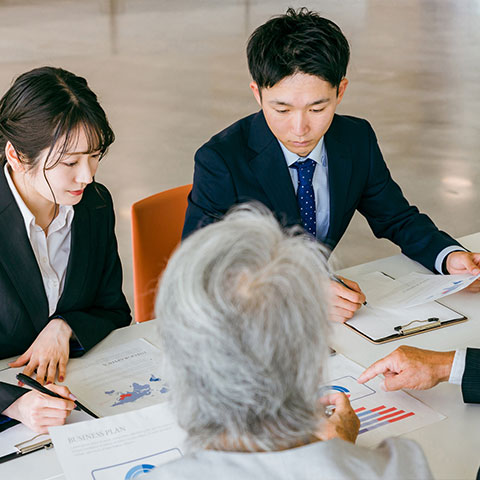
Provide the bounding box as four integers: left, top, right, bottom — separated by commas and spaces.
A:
323, 354, 445, 447
355, 405, 415, 435
64, 339, 170, 417
91, 448, 182, 480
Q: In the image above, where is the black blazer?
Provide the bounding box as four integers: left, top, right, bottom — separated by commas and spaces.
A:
0, 168, 131, 413
462, 348, 480, 403
183, 111, 462, 272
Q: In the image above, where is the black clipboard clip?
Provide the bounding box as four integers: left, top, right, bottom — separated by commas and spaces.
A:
0, 433, 53, 464
394, 317, 441, 336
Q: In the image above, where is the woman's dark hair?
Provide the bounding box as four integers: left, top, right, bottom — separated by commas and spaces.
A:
0, 66, 114, 170
247, 7, 350, 91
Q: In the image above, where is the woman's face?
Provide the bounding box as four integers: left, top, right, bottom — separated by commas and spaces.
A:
26, 128, 101, 206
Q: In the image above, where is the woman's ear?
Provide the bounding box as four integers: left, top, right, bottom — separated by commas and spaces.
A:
5, 141, 25, 172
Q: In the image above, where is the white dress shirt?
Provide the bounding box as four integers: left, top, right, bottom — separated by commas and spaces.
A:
5, 165, 74, 317
278, 139, 463, 273
449, 349, 466, 385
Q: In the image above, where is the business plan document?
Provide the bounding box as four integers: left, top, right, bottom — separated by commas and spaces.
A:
50, 403, 186, 480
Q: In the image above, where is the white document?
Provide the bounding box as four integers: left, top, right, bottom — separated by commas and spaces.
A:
362, 271, 479, 309
63, 338, 170, 417
323, 354, 445, 447
347, 272, 464, 341
50, 403, 186, 480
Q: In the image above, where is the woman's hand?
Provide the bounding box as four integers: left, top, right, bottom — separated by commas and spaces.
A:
315, 392, 360, 443
2, 385, 76, 433
9, 318, 72, 384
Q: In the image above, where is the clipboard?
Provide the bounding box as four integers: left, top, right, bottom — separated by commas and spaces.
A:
0, 433, 53, 464
344, 272, 467, 344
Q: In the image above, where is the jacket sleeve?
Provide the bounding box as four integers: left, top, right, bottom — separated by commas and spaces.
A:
59, 191, 131, 352
461, 348, 480, 403
0, 381, 27, 418
357, 122, 462, 272
182, 145, 236, 239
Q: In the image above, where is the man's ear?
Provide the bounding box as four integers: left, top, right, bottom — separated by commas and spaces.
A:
336, 78, 349, 106
249, 81, 262, 107
5, 141, 25, 172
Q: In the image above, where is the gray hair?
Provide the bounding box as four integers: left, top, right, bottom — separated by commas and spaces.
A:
155, 204, 331, 451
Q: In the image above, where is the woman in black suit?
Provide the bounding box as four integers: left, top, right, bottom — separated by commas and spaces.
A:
0, 67, 131, 432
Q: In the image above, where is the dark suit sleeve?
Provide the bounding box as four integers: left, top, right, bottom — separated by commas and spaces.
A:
182, 145, 236, 239
60, 195, 131, 352
461, 348, 480, 403
357, 122, 462, 272
0, 381, 27, 416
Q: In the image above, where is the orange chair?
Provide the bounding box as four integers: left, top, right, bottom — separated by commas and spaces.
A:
131, 184, 192, 323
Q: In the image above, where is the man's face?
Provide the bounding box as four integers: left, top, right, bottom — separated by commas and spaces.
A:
251, 73, 348, 157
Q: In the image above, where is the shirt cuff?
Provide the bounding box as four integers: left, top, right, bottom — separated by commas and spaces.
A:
449, 348, 467, 385
434, 246, 467, 274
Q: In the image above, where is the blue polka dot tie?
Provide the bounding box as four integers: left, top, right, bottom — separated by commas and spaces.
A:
291, 158, 317, 237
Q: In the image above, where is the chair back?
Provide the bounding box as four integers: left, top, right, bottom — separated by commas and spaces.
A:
131, 184, 191, 323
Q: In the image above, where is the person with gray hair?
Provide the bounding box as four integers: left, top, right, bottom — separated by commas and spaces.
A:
149, 204, 433, 479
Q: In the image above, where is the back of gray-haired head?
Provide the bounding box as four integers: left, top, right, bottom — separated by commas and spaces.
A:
156, 204, 331, 451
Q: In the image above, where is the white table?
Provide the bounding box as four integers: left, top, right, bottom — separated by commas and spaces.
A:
2, 233, 480, 479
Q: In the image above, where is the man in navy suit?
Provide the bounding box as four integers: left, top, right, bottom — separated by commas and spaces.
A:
183, 8, 480, 322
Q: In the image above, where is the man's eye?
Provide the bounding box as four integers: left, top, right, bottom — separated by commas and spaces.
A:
275, 109, 289, 114
311, 108, 326, 113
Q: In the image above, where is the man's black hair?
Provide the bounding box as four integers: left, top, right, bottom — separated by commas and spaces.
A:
247, 7, 350, 90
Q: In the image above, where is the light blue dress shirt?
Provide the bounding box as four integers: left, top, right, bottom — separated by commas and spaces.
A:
278, 138, 330, 242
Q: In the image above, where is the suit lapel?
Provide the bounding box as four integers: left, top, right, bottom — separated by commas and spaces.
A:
57, 199, 91, 310
247, 112, 300, 227
324, 120, 353, 247
0, 168, 48, 333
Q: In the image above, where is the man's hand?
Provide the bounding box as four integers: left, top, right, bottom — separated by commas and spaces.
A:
358, 345, 455, 391
446, 252, 480, 292
329, 276, 366, 323
9, 318, 72, 384
315, 392, 360, 443
2, 384, 76, 434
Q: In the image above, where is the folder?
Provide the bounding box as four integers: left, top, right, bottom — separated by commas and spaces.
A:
345, 272, 467, 344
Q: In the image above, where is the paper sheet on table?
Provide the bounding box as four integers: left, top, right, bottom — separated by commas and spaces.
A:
62, 338, 169, 417
362, 271, 480, 308
346, 272, 464, 341
50, 402, 186, 480
323, 354, 445, 447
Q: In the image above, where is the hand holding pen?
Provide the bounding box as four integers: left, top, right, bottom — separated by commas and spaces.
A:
15, 373, 98, 419
2, 381, 76, 434
329, 274, 367, 323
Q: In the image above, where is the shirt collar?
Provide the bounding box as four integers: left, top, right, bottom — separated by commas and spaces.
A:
278, 137, 327, 168
4, 163, 74, 235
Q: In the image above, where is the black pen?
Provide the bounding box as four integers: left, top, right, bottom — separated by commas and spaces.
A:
16, 373, 99, 419
331, 274, 367, 306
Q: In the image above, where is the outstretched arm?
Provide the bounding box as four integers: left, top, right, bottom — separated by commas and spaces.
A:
358, 346, 454, 391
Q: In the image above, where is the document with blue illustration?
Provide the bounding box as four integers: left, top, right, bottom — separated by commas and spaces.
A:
50, 403, 186, 480
63, 338, 169, 417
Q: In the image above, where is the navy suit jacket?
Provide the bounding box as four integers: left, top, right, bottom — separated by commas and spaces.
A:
0, 168, 131, 415
462, 348, 480, 403
183, 111, 461, 271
